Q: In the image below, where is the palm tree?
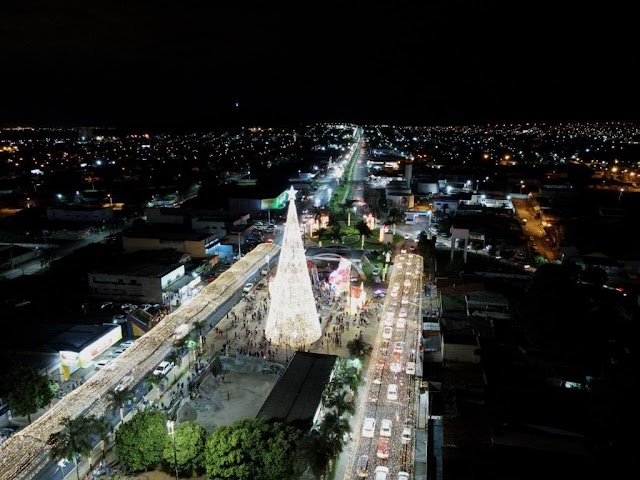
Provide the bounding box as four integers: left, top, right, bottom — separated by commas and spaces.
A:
294, 429, 334, 480
324, 390, 355, 416
167, 348, 182, 368
106, 388, 133, 423
310, 206, 324, 224
318, 411, 350, 453
386, 207, 402, 225
143, 374, 161, 394
48, 415, 100, 480
93, 416, 113, 467
330, 225, 342, 243
355, 219, 371, 237
316, 227, 327, 240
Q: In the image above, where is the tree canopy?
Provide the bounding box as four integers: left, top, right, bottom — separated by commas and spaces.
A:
115, 410, 169, 473
2, 365, 55, 423
204, 418, 302, 480
163, 421, 208, 476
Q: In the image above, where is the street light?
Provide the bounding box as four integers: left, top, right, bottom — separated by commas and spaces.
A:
107, 194, 113, 208
166, 420, 179, 480
619, 187, 624, 206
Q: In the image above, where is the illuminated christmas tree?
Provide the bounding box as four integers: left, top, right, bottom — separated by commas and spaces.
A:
265, 186, 321, 350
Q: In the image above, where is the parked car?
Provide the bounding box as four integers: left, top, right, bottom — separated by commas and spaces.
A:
94, 359, 111, 370
120, 339, 135, 348
398, 472, 410, 480
109, 348, 126, 358
261, 267, 270, 275
243, 283, 254, 293
153, 360, 174, 376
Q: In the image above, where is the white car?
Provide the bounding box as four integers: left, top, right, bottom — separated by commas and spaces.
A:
396, 318, 406, 330
398, 472, 410, 480
94, 359, 111, 370
399, 307, 408, 317
379, 419, 392, 437
261, 268, 269, 275
383, 316, 394, 327
390, 361, 402, 374
243, 283, 254, 293
120, 339, 135, 348
387, 384, 398, 401
403, 279, 411, 287
382, 326, 393, 339
394, 341, 404, 354
362, 417, 376, 438
153, 360, 174, 377
374, 466, 390, 480
109, 348, 126, 358
401, 425, 412, 444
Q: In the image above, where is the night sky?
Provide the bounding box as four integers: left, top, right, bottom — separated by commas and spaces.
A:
1, 2, 637, 129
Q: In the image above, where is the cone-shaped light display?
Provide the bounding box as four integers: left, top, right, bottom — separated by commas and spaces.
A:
265, 186, 321, 350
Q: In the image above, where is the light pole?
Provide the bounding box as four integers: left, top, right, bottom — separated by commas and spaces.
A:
166, 420, 179, 480
618, 188, 624, 206
108, 194, 113, 208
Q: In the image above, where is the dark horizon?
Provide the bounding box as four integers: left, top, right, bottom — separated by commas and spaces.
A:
2, 3, 638, 130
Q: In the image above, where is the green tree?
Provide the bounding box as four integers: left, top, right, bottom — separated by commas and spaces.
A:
3, 365, 55, 423
48, 415, 101, 480
106, 388, 133, 423
204, 418, 302, 480
115, 410, 168, 473
354, 219, 372, 239
163, 421, 208, 476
